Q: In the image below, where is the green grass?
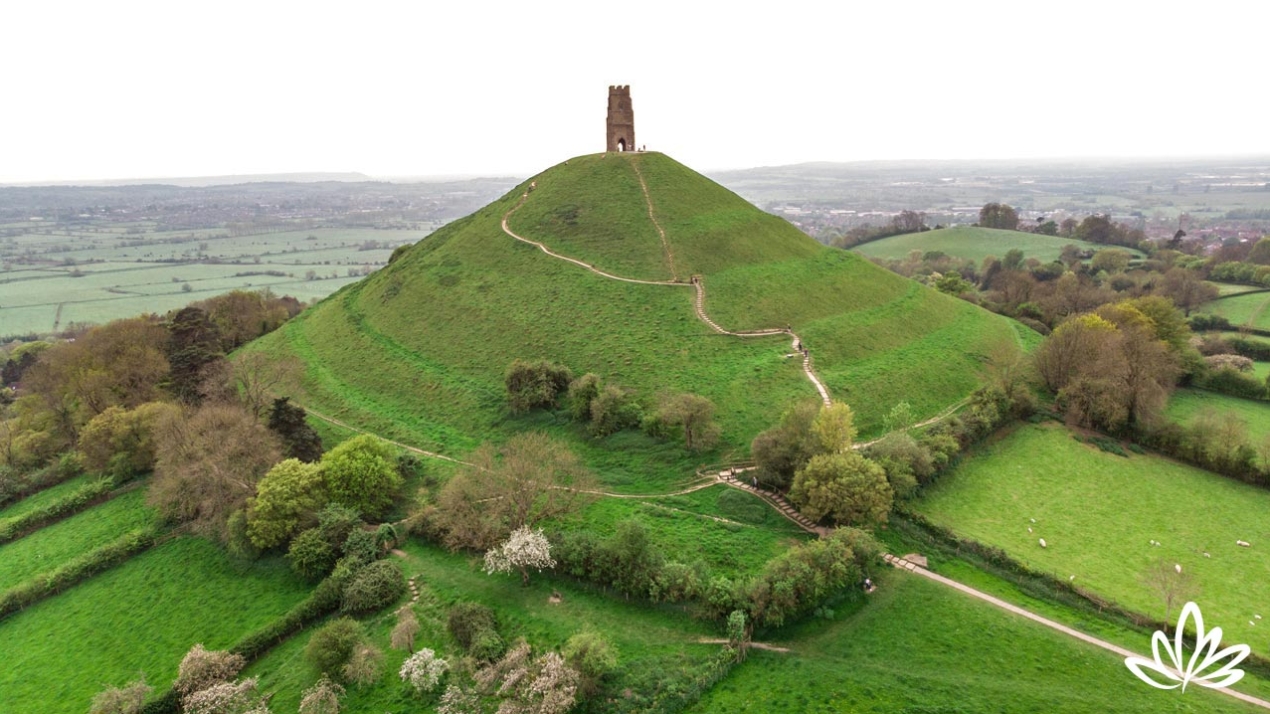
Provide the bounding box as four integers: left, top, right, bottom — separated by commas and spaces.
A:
916, 423, 1270, 633
691, 570, 1261, 713
852, 225, 1144, 263
0, 487, 154, 590
1165, 388, 1270, 434
244, 151, 1022, 485
551, 484, 810, 580
1215, 283, 1266, 296
1208, 291, 1270, 330
0, 537, 311, 714
245, 540, 723, 713
0, 473, 93, 521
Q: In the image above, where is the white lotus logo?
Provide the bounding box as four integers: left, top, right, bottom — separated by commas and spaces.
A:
1125, 601, 1251, 691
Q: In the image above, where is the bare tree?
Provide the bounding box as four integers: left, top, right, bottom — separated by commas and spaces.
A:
435, 432, 595, 551
1143, 560, 1198, 631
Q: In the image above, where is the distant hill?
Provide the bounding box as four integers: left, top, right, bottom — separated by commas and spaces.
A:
852, 226, 1145, 264
245, 152, 1027, 479
1, 172, 376, 188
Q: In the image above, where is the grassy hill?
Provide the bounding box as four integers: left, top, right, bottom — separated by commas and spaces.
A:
1207, 290, 1270, 330
916, 422, 1270, 632
853, 225, 1144, 263
245, 152, 1022, 479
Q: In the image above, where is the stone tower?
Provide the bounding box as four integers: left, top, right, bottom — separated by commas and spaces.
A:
606, 85, 635, 152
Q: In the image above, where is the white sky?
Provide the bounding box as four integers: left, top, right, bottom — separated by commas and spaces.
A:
2, 0, 1266, 183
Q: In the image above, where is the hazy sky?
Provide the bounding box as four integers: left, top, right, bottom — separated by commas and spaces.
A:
3, 0, 1266, 183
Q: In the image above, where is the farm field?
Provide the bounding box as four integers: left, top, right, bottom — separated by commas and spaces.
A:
1165, 388, 1270, 433
0, 226, 431, 336
851, 225, 1144, 263
245, 540, 723, 713
0, 537, 311, 714
915, 423, 1270, 633
245, 152, 1024, 480
1215, 283, 1267, 297
691, 571, 1261, 713
0, 487, 154, 590
1207, 291, 1270, 331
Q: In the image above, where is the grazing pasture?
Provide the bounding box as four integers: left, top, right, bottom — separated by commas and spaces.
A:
852, 225, 1143, 264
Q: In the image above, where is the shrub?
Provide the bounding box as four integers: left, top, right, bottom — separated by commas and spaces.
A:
505, 359, 573, 413
341, 529, 380, 568
470, 629, 507, 663
90, 676, 152, 714
305, 617, 366, 676
448, 602, 497, 650
225, 509, 261, 561
563, 631, 618, 696
174, 644, 246, 697
342, 643, 384, 688
288, 528, 338, 581
1228, 336, 1270, 362
298, 676, 344, 714
341, 559, 405, 613
589, 384, 641, 436
400, 648, 449, 695
1197, 366, 1268, 400
566, 373, 602, 421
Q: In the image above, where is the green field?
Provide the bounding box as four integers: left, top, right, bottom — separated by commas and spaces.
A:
0, 473, 93, 521
916, 423, 1270, 632
555, 484, 809, 580
1216, 283, 1266, 297
1165, 388, 1270, 433
245, 152, 1023, 483
852, 225, 1144, 263
245, 540, 722, 713
691, 571, 1260, 713
0, 226, 431, 336
1208, 291, 1270, 330
0, 487, 154, 591
0, 537, 311, 713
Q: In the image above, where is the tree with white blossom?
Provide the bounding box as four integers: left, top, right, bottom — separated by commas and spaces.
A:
484, 526, 556, 586
399, 648, 449, 695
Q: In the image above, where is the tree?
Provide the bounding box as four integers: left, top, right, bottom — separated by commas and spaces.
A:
321, 434, 401, 519
400, 649, 449, 695
1143, 559, 1198, 631
751, 400, 820, 490
475, 642, 580, 714
1248, 236, 1270, 265
166, 307, 223, 405
267, 397, 323, 463
342, 643, 384, 687
1034, 314, 1119, 392
484, 526, 556, 586
562, 631, 617, 697
789, 452, 892, 526
78, 401, 180, 479
655, 393, 719, 451
150, 404, 282, 541
979, 203, 1019, 230
1157, 268, 1218, 316
181, 678, 270, 714
298, 676, 345, 714
1090, 249, 1131, 274
811, 402, 856, 454
23, 317, 169, 435
246, 458, 327, 549
230, 352, 300, 419
436, 432, 595, 550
